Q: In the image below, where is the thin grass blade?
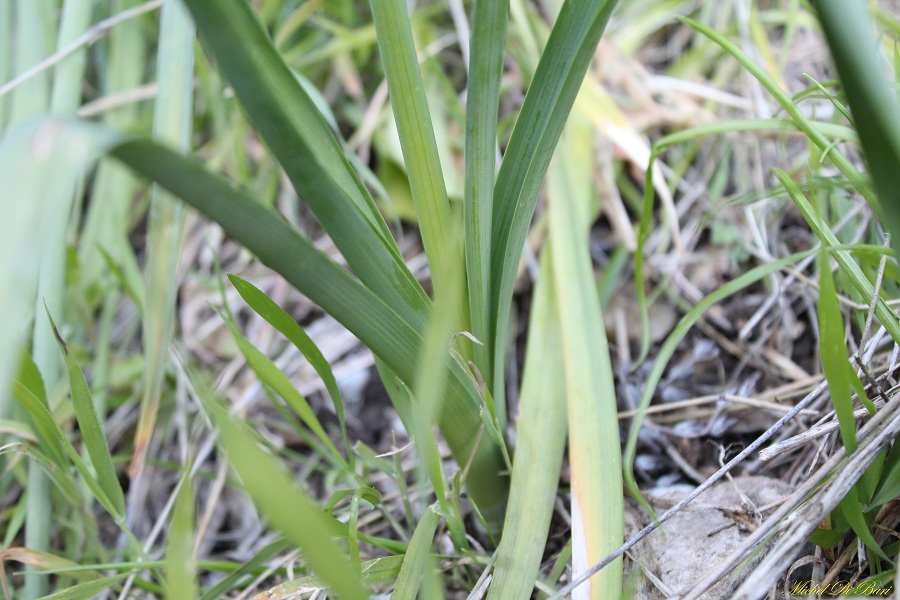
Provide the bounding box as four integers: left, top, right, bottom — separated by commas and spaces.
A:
179, 0, 430, 328
390, 505, 440, 600
11, 365, 120, 518
680, 17, 877, 213
10, 379, 69, 466
464, 0, 508, 393
227, 274, 350, 461
624, 249, 820, 508
191, 372, 368, 600
217, 307, 347, 469
817, 249, 856, 453
813, 0, 900, 255
487, 251, 566, 600
164, 477, 198, 600
48, 311, 126, 518
132, 0, 196, 478
774, 169, 900, 344
489, 0, 619, 403
38, 574, 130, 600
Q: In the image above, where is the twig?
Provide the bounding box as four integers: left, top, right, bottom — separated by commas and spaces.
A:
0, 1, 164, 99
692, 387, 900, 599
547, 379, 830, 600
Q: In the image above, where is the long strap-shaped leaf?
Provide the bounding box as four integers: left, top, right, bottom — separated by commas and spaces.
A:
464, 0, 508, 394
487, 251, 567, 600
369, 0, 454, 303
108, 137, 509, 519
547, 125, 622, 600
488, 0, 619, 402
813, 0, 900, 254
1, 114, 508, 524
180, 0, 430, 330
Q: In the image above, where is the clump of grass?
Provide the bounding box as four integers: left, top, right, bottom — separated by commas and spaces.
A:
5, 0, 900, 598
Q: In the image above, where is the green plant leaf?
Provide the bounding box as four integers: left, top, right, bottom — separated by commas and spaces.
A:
192, 372, 368, 600
369, 0, 454, 304
680, 16, 877, 214
390, 505, 440, 600
0, 114, 508, 521
216, 306, 347, 469
108, 136, 507, 516
869, 440, 900, 509
164, 477, 197, 600
489, 0, 619, 404
133, 0, 196, 478
636, 118, 859, 364
464, 0, 509, 391
817, 248, 857, 453
10, 379, 120, 518
10, 378, 68, 471
546, 123, 621, 599
808, 527, 845, 549
199, 539, 291, 600
625, 249, 820, 509
837, 488, 888, 561
488, 251, 566, 600
774, 169, 900, 345
813, 0, 900, 255
227, 274, 350, 460
39, 573, 130, 600
0, 117, 116, 418
180, 0, 430, 328
48, 310, 125, 518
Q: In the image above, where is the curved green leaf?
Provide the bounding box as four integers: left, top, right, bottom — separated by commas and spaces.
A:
48, 311, 125, 518
180, 0, 430, 328
193, 373, 368, 600
228, 274, 350, 462
489, 0, 619, 403
814, 0, 900, 256
465, 0, 509, 393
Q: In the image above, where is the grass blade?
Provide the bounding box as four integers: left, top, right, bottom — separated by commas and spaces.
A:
369, 0, 454, 303
405, 215, 472, 545
132, 0, 195, 478
813, 0, 900, 254
680, 16, 877, 214
217, 307, 347, 469
489, 0, 618, 403
624, 249, 820, 509
11, 378, 120, 518
464, 0, 508, 392
488, 251, 566, 600
164, 477, 197, 600
773, 169, 900, 345
227, 274, 350, 463
191, 372, 368, 600
180, 0, 430, 328
11, 352, 67, 469
634, 118, 860, 363
546, 123, 621, 600
39, 574, 130, 600
817, 249, 856, 453
390, 505, 440, 600
48, 310, 126, 518
26, 3, 92, 589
